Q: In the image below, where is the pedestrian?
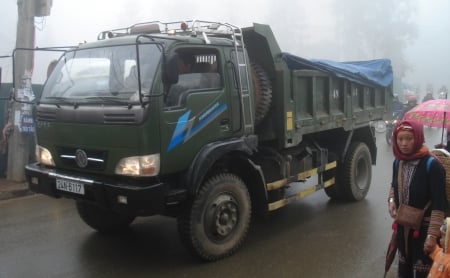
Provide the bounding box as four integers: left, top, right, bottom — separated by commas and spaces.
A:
434, 130, 450, 152
428, 217, 450, 277
422, 92, 434, 103
388, 120, 448, 277
399, 95, 418, 120
392, 94, 404, 116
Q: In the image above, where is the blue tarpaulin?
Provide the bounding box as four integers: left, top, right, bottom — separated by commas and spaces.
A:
281, 53, 393, 88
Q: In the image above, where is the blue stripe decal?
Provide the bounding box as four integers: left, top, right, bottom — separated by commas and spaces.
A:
166, 103, 228, 152
186, 103, 227, 140
167, 111, 191, 152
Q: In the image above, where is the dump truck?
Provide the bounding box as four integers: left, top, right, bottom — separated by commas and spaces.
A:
23, 20, 393, 261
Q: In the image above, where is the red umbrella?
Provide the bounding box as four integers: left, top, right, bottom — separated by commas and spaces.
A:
384, 221, 398, 277
404, 98, 450, 144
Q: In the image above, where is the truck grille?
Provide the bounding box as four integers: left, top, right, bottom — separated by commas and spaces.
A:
35, 104, 146, 125
57, 147, 107, 170
36, 110, 57, 121
104, 113, 137, 124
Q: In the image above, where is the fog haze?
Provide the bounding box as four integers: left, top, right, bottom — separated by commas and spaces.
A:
1, 0, 449, 96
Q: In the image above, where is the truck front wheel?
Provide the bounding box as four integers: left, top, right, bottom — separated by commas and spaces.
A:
76, 200, 135, 233
177, 173, 251, 261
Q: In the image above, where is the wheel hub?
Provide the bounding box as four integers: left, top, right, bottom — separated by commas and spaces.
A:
207, 194, 239, 238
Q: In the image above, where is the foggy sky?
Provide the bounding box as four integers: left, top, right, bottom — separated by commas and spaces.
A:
404, 0, 450, 94
1, 0, 449, 95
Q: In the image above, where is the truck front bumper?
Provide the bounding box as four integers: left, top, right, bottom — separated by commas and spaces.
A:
25, 163, 171, 216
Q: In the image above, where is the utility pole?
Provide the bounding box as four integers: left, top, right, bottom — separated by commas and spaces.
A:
7, 0, 52, 181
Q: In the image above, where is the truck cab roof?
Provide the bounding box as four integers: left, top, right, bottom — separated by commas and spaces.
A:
84, 20, 240, 49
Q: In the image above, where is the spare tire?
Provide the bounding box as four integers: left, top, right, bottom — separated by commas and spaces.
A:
251, 63, 272, 125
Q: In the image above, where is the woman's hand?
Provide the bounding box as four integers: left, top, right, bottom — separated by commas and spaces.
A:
388, 198, 397, 219
424, 235, 437, 254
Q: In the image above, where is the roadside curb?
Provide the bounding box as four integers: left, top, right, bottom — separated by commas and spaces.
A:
0, 180, 34, 201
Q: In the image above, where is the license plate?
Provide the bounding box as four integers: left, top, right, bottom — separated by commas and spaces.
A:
56, 179, 85, 195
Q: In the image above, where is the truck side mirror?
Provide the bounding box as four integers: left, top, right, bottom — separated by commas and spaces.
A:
162, 53, 179, 85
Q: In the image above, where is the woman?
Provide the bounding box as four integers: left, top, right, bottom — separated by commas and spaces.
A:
388, 120, 447, 277
428, 218, 450, 277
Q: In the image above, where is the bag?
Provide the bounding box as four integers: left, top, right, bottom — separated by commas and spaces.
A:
430, 149, 450, 208
396, 204, 427, 230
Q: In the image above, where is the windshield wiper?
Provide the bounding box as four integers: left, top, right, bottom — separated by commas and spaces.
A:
40, 96, 77, 108
84, 96, 131, 104
42, 96, 74, 103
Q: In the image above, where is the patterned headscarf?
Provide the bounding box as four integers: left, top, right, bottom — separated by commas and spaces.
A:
392, 120, 429, 161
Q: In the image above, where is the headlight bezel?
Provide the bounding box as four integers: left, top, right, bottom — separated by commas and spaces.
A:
115, 153, 160, 177
35, 145, 55, 166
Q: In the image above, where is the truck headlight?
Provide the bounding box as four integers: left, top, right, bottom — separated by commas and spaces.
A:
36, 145, 55, 166
115, 154, 160, 177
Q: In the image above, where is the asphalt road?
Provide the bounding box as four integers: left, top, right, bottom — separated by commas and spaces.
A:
0, 128, 444, 278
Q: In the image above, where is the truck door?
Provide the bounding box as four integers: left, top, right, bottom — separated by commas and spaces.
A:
160, 49, 233, 173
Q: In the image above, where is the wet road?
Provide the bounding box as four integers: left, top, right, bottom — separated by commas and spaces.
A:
0, 128, 444, 278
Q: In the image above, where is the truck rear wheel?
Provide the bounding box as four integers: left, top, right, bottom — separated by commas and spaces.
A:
177, 173, 251, 261
251, 63, 272, 125
340, 142, 372, 201
76, 200, 135, 233
325, 142, 372, 201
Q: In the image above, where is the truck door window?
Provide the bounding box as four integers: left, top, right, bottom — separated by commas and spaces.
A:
165, 52, 221, 107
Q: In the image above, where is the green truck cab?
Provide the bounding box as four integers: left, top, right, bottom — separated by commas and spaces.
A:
24, 20, 392, 261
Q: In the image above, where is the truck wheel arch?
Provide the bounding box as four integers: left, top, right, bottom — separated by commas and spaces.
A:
185, 136, 268, 216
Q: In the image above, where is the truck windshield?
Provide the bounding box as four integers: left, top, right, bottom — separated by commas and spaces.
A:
40, 43, 161, 104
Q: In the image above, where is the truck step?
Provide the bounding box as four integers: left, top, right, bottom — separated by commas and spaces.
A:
165, 189, 188, 205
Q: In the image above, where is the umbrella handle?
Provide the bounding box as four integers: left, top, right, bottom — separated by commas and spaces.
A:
442, 111, 447, 145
